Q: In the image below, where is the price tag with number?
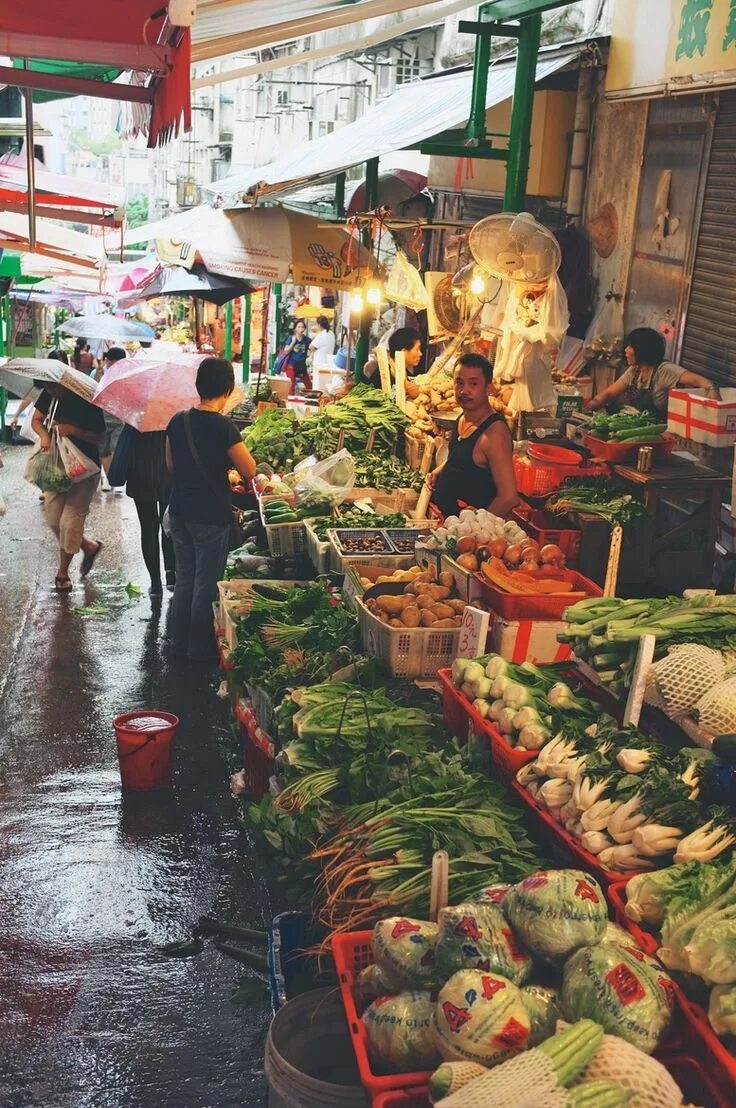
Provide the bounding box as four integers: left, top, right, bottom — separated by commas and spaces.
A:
394, 350, 407, 413
457, 605, 490, 660
376, 347, 392, 395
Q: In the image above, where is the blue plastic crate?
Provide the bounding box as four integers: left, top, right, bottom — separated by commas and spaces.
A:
268, 911, 310, 1013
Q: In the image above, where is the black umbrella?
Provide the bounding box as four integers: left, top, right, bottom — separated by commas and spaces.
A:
120, 263, 259, 306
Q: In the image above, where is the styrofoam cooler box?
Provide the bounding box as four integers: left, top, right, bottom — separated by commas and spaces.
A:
668, 388, 736, 448
720, 503, 736, 554
489, 614, 573, 664
415, 542, 442, 573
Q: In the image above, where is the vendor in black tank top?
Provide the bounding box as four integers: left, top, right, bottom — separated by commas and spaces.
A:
430, 353, 519, 520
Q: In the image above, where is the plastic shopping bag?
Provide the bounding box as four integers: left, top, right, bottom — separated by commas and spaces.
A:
57, 436, 101, 483
23, 440, 72, 493
293, 447, 356, 510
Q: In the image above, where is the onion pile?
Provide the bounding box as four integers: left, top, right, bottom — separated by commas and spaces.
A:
493, 535, 565, 571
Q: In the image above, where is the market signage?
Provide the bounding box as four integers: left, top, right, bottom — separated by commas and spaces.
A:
607, 0, 736, 98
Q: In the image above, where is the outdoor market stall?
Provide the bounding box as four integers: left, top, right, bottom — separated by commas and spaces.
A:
203, 346, 736, 1105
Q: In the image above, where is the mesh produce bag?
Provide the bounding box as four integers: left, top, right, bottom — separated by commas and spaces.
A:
645, 645, 726, 716
693, 673, 736, 734
436, 1048, 566, 1107
573, 1033, 688, 1107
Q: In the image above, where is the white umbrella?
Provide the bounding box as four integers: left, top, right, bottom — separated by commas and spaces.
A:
0, 358, 97, 402
60, 315, 155, 342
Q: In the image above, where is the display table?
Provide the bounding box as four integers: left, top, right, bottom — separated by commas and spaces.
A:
614, 456, 730, 590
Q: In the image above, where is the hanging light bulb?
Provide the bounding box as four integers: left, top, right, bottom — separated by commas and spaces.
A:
363, 278, 382, 307
470, 271, 486, 296
350, 291, 364, 312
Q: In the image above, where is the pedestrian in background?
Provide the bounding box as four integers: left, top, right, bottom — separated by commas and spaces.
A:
165, 357, 256, 662
98, 346, 127, 495
32, 379, 105, 591
126, 430, 175, 598
71, 339, 95, 376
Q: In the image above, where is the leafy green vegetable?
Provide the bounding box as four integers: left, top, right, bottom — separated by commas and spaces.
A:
548, 477, 644, 528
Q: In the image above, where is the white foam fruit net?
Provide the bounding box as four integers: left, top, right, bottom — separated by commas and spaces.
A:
694, 673, 736, 735
439, 1050, 566, 1107
644, 644, 726, 715
573, 1034, 692, 1107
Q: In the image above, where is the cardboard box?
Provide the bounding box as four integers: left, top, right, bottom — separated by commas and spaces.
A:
668, 388, 736, 448
488, 614, 572, 664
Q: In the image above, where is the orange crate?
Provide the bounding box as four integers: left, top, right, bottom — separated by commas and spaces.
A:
438, 670, 536, 781
475, 566, 602, 621
583, 430, 677, 465
512, 502, 581, 561
332, 932, 435, 1099
513, 454, 609, 497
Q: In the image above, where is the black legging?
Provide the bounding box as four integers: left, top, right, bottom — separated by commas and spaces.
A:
133, 498, 175, 584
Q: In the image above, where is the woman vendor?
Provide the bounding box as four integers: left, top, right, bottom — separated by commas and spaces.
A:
429, 354, 519, 519
586, 327, 716, 415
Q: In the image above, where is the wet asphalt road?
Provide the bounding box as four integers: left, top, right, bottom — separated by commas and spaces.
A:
0, 444, 271, 1108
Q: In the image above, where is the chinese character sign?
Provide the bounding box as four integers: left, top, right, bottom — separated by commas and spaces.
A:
608, 0, 736, 96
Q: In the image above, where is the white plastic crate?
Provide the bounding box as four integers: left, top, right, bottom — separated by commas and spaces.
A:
304, 519, 331, 574
259, 495, 307, 556
356, 599, 460, 678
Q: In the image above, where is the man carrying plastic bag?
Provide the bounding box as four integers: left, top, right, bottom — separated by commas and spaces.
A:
31, 381, 106, 592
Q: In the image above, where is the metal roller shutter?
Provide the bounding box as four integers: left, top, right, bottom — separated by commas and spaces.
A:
681, 92, 736, 387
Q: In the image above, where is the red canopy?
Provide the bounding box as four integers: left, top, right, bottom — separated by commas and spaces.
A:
0, 2, 191, 147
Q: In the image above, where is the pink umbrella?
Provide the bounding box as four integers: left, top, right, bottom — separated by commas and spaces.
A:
93, 354, 205, 432
347, 169, 428, 215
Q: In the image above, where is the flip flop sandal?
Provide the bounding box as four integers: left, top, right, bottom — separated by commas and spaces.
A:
54, 576, 73, 592
80, 540, 103, 578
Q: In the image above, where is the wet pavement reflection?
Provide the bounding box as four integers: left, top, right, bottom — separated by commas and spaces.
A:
0, 446, 270, 1107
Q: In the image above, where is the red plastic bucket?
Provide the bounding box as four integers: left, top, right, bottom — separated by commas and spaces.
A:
113, 711, 179, 790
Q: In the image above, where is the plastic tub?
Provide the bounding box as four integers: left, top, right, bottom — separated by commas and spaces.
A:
512, 502, 581, 561
583, 430, 677, 464
113, 710, 179, 791
332, 931, 435, 1100
265, 986, 369, 1108
475, 566, 602, 621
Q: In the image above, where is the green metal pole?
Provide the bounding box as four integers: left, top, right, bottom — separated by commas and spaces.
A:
224, 299, 233, 360
335, 171, 346, 218
270, 282, 283, 371
466, 5, 493, 143
242, 294, 251, 382
354, 156, 380, 384
503, 13, 542, 212
0, 295, 6, 436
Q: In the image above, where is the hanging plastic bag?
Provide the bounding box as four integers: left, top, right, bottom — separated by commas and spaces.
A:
293, 448, 355, 510
384, 250, 430, 311
0, 494, 7, 518
23, 439, 72, 493
57, 436, 101, 483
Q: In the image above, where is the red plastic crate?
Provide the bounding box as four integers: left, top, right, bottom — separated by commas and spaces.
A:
583, 430, 677, 465
513, 454, 609, 497
438, 670, 536, 781
332, 932, 435, 1099
235, 699, 275, 798
676, 994, 736, 1100
512, 502, 582, 562
510, 781, 644, 888
475, 566, 603, 621
373, 1092, 430, 1108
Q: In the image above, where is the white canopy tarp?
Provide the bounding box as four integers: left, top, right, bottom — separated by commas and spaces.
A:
203, 47, 578, 209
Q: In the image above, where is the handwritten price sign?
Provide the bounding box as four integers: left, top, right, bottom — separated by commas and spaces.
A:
457, 605, 490, 660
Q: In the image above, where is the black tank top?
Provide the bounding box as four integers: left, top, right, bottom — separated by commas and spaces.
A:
431, 412, 510, 518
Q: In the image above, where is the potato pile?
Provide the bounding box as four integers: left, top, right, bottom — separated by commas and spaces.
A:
358, 566, 425, 589
405, 371, 459, 444
365, 566, 465, 630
